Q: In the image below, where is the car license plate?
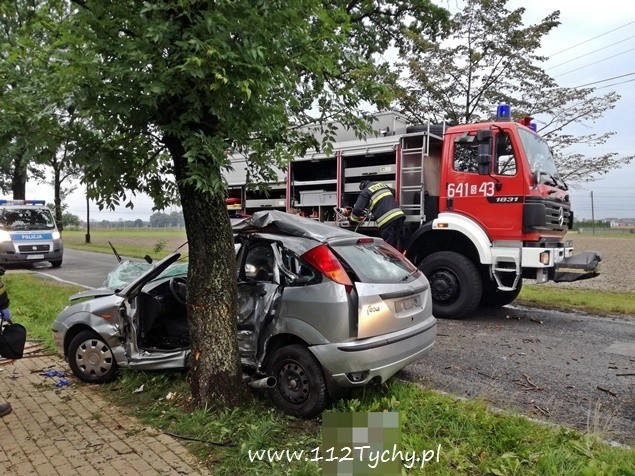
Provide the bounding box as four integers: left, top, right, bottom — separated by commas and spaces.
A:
27, 254, 45, 260
395, 295, 421, 313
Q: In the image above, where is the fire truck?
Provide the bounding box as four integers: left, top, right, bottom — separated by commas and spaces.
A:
225, 106, 601, 319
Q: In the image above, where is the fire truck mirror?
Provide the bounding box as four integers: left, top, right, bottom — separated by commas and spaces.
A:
477, 142, 492, 175
476, 129, 492, 141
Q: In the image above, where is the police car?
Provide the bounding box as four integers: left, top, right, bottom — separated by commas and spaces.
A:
0, 200, 63, 267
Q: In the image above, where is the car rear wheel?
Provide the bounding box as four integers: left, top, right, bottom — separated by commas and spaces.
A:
419, 251, 482, 319
68, 330, 118, 384
266, 344, 329, 418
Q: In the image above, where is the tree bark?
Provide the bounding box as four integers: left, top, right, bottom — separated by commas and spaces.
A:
11, 152, 27, 200
165, 133, 249, 409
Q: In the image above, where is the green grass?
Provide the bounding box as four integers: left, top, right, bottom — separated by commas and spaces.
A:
82, 369, 635, 475
518, 285, 635, 316
9, 273, 635, 474
4, 273, 81, 351
62, 228, 187, 259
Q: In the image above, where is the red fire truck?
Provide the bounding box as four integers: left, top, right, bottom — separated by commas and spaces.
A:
225, 106, 601, 319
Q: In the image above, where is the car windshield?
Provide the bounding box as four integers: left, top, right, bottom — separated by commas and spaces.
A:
104, 260, 188, 289
0, 208, 56, 231
331, 242, 419, 283
517, 127, 560, 178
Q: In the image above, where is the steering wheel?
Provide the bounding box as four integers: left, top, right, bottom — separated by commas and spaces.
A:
169, 276, 187, 306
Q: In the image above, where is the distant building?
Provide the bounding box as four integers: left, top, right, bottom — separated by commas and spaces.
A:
610, 218, 635, 228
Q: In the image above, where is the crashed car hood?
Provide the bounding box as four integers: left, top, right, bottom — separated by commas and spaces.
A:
69, 288, 117, 302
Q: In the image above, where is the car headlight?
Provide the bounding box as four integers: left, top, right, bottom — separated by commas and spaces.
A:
52, 231, 61, 240
0, 230, 11, 243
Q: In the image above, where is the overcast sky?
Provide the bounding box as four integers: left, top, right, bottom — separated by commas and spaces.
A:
24, 1, 635, 221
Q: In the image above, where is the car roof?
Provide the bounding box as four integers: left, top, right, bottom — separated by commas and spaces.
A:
232, 210, 377, 255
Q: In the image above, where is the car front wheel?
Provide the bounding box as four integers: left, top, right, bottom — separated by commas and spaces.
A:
67, 330, 118, 384
266, 344, 329, 418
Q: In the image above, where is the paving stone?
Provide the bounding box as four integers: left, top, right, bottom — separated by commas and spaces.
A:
0, 350, 211, 475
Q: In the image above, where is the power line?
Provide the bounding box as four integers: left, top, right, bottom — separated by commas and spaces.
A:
553, 48, 635, 78
594, 77, 635, 90
545, 35, 635, 70
570, 71, 635, 88
546, 20, 635, 57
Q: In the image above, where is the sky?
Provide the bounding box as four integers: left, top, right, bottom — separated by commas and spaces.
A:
506, 0, 635, 220
22, 1, 635, 221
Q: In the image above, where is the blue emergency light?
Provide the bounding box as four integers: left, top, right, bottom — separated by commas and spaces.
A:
496, 104, 511, 121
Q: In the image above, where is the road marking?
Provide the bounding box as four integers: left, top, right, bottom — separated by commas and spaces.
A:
32, 271, 94, 290
603, 342, 635, 358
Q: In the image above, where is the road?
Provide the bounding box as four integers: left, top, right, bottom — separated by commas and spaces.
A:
28, 248, 141, 289
402, 306, 635, 445
28, 249, 635, 445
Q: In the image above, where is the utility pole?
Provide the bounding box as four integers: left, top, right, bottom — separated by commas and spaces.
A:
590, 191, 595, 235
85, 189, 91, 244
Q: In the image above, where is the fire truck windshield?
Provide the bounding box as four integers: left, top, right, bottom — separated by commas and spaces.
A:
517, 127, 560, 180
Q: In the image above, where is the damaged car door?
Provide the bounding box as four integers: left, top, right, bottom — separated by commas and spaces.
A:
236, 240, 281, 369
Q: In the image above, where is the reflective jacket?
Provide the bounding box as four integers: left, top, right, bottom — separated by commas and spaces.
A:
350, 182, 405, 228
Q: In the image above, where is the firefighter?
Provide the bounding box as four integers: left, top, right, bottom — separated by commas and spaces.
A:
348, 180, 406, 249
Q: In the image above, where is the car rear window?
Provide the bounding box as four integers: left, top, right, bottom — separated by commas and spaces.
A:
331, 242, 419, 284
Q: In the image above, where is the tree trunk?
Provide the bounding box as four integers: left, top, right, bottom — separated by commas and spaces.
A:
11, 152, 27, 200
166, 134, 249, 409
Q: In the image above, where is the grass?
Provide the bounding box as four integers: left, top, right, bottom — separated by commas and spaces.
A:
62, 228, 187, 259
4, 273, 81, 351
517, 285, 635, 316
6, 273, 635, 474
98, 370, 635, 475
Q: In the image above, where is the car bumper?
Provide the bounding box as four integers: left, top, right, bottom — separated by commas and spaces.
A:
309, 316, 436, 387
0, 246, 63, 265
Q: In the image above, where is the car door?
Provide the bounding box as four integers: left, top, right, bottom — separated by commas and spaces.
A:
236, 240, 281, 368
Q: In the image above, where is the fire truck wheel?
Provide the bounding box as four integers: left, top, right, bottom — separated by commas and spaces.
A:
419, 251, 482, 319
480, 278, 522, 307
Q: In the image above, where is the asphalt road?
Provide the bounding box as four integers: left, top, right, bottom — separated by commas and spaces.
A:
27, 249, 635, 445
402, 306, 635, 445
28, 248, 139, 288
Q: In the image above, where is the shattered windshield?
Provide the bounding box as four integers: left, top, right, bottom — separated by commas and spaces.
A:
104, 260, 188, 289
0, 208, 56, 231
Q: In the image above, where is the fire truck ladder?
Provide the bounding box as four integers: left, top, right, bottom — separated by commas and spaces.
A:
398, 123, 440, 224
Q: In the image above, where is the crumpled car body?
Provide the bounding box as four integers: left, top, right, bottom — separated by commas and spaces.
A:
52, 210, 436, 417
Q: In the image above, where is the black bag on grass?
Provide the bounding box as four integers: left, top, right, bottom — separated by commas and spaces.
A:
0, 320, 26, 359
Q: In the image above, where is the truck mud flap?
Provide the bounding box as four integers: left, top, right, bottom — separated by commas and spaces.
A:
554, 251, 602, 282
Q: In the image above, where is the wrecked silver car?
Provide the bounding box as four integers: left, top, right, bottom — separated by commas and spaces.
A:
52, 210, 436, 417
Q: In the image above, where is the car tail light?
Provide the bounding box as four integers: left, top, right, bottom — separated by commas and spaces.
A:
301, 244, 353, 291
